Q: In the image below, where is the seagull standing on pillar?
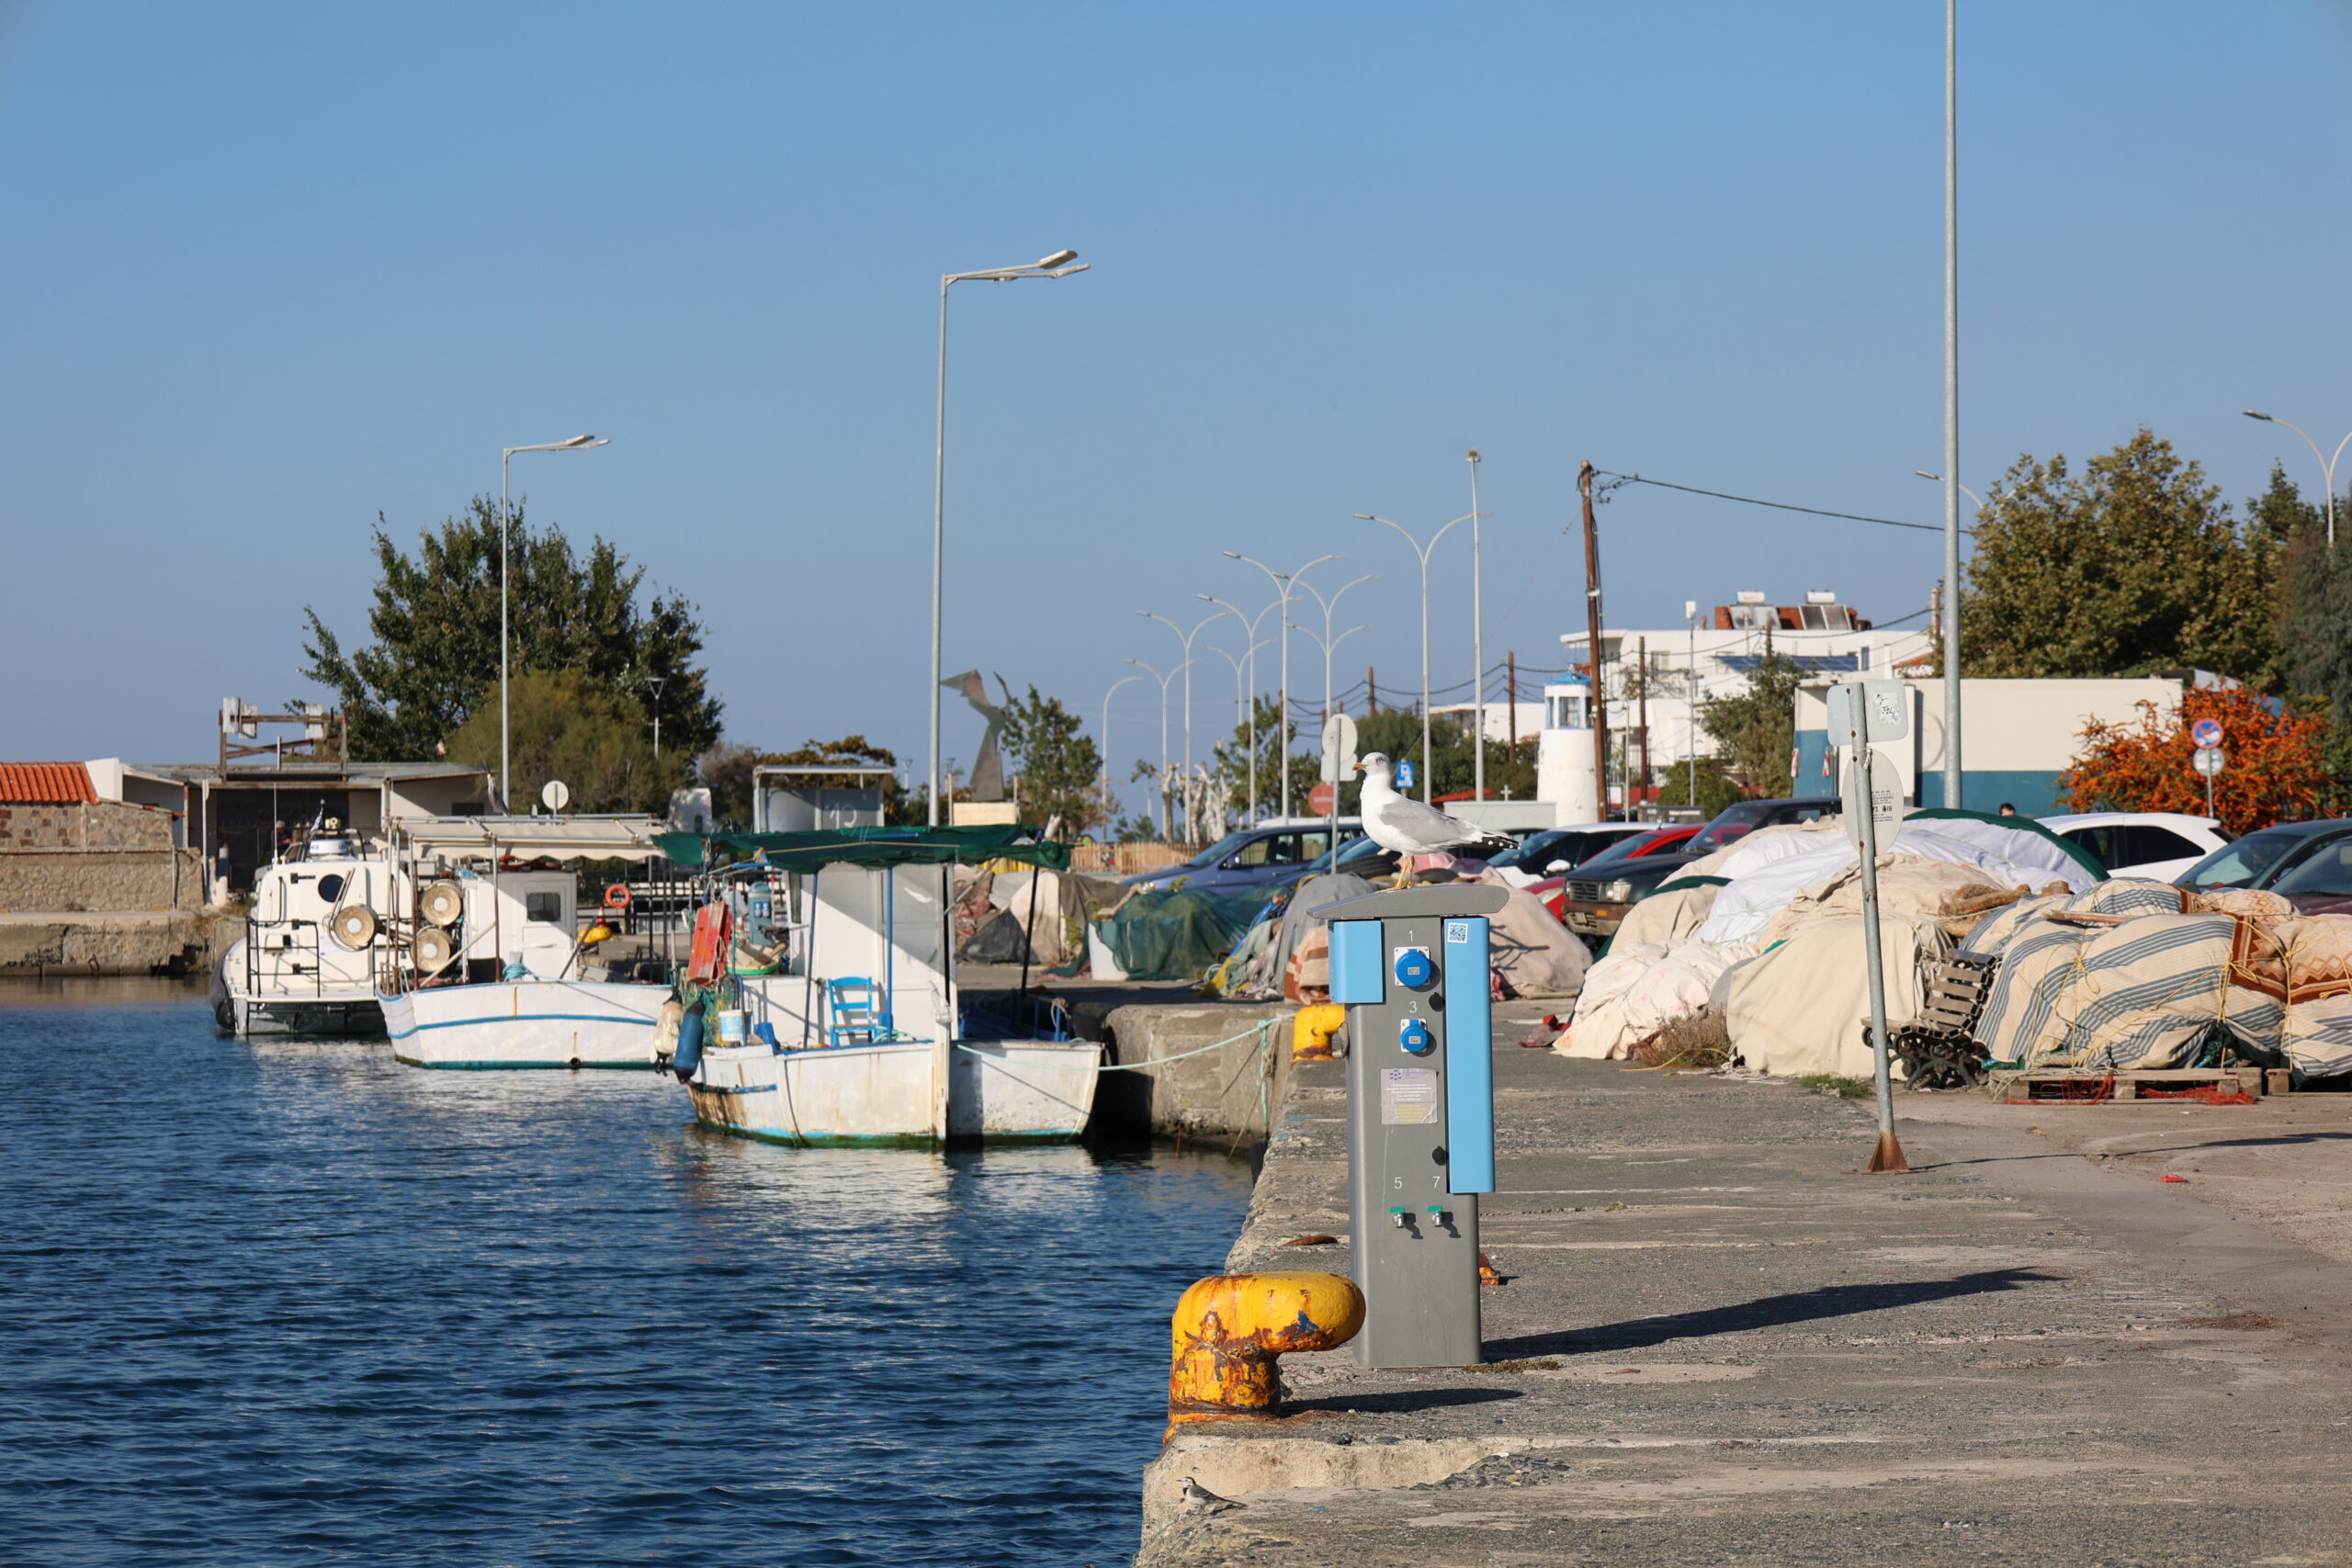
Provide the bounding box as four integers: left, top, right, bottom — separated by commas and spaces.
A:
1355, 751, 1513, 888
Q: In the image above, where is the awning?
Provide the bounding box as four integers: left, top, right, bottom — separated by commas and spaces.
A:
655, 824, 1071, 873
397, 814, 675, 863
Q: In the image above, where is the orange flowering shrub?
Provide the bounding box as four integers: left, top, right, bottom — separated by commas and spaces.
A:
2058, 685, 2333, 836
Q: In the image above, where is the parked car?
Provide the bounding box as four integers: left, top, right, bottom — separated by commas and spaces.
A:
1553, 797, 1841, 943
2039, 812, 2229, 882
1123, 818, 1361, 895
1528, 824, 1703, 921
1487, 822, 1658, 889
1278, 833, 1401, 888
2172, 818, 2352, 909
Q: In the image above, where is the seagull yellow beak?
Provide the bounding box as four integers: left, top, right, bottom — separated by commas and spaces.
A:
1352, 761, 1365, 773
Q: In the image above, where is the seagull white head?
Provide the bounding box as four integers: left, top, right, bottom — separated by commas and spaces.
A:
1357, 751, 1391, 782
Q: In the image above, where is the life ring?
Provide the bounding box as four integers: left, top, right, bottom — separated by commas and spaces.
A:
603, 884, 633, 911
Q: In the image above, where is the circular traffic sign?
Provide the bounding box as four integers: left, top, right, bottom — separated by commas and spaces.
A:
2190, 717, 2223, 750
2193, 747, 2224, 777
1306, 781, 1338, 816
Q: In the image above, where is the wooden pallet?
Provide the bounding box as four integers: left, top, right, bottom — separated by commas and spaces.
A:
1987, 1065, 2286, 1102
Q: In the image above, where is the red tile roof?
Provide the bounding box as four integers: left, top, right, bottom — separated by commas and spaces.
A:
0, 763, 98, 804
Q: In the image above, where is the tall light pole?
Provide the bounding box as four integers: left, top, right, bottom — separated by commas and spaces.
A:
1101, 672, 1146, 826
1466, 449, 1487, 801
1124, 657, 1189, 840
1914, 470, 1984, 513
1225, 552, 1340, 819
1685, 600, 1700, 807
644, 675, 667, 760
501, 434, 608, 811
1197, 592, 1282, 822
1290, 571, 1377, 728
1939, 0, 1962, 812
2243, 412, 2351, 547
1136, 608, 1231, 841
929, 248, 1091, 827
1356, 513, 1474, 802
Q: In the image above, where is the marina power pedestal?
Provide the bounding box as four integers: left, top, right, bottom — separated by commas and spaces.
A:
1318, 882, 1508, 1368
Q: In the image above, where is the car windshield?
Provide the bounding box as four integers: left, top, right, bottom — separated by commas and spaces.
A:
1568, 829, 1685, 874
2265, 837, 2352, 897
1299, 835, 1392, 876
1183, 830, 1260, 870
1488, 829, 1571, 871
2177, 828, 2315, 891
1685, 804, 1776, 856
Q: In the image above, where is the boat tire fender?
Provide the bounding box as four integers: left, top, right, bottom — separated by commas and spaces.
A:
673, 999, 707, 1083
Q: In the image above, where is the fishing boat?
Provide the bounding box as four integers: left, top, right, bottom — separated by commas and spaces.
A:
213, 816, 408, 1035
375, 815, 679, 1069
660, 826, 1105, 1145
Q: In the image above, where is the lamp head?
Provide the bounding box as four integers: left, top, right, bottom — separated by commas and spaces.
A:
1915, 470, 1940, 480
1035, 249, 1079, 269
556, 434, 600, 448
2245, 410, 2273, 422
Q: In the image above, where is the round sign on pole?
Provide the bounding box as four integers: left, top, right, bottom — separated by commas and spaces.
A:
1319, 712, 1359, 784
1306, 781, 1338, 817
2192, 747, 2224, 778
2191, 717, 2224, 750
540, 779, 571, 813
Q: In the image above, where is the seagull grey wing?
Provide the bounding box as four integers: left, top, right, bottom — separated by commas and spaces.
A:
1374, 795, 1487, 851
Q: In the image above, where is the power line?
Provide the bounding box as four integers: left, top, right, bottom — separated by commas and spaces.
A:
1595, 469, 1970, 536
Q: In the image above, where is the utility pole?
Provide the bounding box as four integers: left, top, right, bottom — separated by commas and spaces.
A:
1367, 667, 1377, 712
1636, 636, 1650, 817
1940, 0, 1963, 811
1579, 461, 1609, 820
1506, 650, 1519, 763
1467, 447, 1487, 802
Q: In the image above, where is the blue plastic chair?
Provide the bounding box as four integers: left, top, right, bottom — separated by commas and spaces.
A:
825, 977, 881, 1045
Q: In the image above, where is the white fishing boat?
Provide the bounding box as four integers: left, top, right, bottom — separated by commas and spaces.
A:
376, 815, 677, 1069
665, 829, 1104, 1146
213, 818, 409, 1035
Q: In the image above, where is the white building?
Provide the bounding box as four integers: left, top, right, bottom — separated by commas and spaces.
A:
1538, 590, 1932, 820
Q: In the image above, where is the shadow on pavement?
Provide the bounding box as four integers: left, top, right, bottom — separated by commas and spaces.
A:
1285, 1387, 1523, 1416
1485, 1268, 2058, 1359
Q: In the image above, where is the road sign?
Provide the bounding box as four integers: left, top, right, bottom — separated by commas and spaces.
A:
2191, 717, 2224, 750
1320, 712, 1360, 784
1841, 749, 1905, 852
1826, 680, 1911, 749
540, 779, 571, 812
1396, 758, 1416, 790
2193, 747, 2224, 777
1307, 781, 1338, 816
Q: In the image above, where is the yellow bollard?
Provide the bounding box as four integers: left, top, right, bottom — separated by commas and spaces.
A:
1167, 1271, 1364, 1434
1292, 1004, 1345, 1062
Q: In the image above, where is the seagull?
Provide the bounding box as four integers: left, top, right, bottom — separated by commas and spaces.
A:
1356, 751, 1513, 887
1181, 1475, 1242, 1514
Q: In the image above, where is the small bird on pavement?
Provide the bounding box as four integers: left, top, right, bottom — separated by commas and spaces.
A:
1356, 751, 1513, 887
1181, 1476, 1242, 1514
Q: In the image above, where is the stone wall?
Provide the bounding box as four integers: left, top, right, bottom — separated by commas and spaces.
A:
0, 849, 205, 912
1092, 1000, 1300, 1149
0, 912, 215, 976
0, 799, 177, 851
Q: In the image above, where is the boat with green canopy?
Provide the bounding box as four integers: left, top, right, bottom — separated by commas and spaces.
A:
656, 825, 1103, 1146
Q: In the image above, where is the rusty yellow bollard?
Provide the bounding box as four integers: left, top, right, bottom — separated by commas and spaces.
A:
1167, 1271, 1364, 1434
1292, 1004, 1345, 1062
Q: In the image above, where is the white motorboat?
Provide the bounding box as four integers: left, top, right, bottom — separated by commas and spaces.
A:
374, 815, 676, 1069
665, 829, 1105, 1146
213, 819, 408, 1035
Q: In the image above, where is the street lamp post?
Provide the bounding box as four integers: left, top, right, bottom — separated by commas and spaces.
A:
1466, 449, 1487, 801
1914, 470, 1984, 513
1290, 570, 1377, 728
1225, 552, 1340, 819
1124, 657, 1190, 840
1136, 609, 1231, 842
644, 675, 667, 760
1197, 592, 1282, 822
2244, 411, 2352, 547
501, 434, 608, 811
1940, 0, 1962, 817
929, 248, 1091, 828
1355, 512, 1474, 803
1101, 672, 1147, 824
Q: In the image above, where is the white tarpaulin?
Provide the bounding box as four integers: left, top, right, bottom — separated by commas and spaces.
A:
1691, 813, 2098, 947
1722, 913, 1949, 1077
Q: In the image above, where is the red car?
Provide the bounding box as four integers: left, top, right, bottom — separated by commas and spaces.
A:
1530, 824, 1703, 922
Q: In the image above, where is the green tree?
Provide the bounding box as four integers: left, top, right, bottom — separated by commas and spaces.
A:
1701, 649, 1807, 797
1959, 430, 2281, 687
442, 671, 683, 814
300, 497, 720, 762
1000, 687, 1106, 836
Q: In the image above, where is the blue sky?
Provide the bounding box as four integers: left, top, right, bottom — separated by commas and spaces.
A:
5, 2, 2348, 815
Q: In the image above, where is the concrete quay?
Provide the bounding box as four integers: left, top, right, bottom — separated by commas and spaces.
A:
1137, 997, 2352, 1565
0, 910, 222, 976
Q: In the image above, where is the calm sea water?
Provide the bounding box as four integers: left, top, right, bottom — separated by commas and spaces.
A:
0, 988, 1252, 1567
